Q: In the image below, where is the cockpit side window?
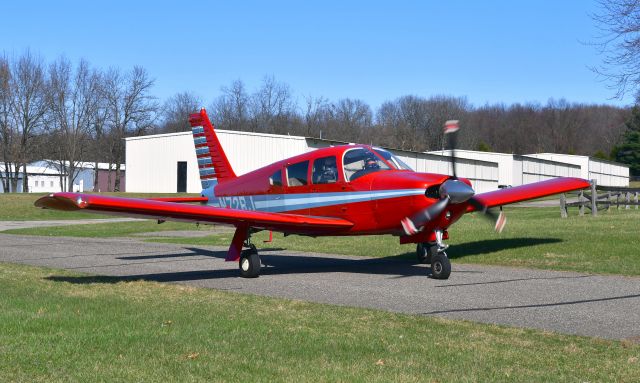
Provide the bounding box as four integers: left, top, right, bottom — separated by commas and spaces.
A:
312, 156, 338, 184
269, 169, 282, 187
343, 148, 390, 182
286, 161, 309, 186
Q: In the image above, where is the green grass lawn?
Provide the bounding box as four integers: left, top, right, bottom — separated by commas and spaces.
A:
1, 261, 638, 382
4, 206, 640, 276
0, 192, 199, 221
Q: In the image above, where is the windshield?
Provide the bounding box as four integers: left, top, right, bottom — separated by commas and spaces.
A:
373, 148, 414, 171
343, 148, 391, 181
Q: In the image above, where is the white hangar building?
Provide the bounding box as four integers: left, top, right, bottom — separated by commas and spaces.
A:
125, 130, 629, 194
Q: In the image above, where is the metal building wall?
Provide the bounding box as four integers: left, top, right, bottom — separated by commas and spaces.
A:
429, 150, 515, 187
218, 130, 308, 175
126, 132, 201, 193
390, 150, 499, 193
126, 130, 309, 193
588, 158, 629, 187
126, 130, 628, 194
527, 153, 629, 187
513, 155, 582, 185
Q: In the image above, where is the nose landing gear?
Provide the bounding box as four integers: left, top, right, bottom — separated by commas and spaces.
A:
415, 230, 451, 279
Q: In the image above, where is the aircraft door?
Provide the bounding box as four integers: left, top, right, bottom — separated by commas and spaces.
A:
283, 160, 311, 215
309, 155, 347, 217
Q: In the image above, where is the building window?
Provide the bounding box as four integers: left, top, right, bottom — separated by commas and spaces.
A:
50, 181, 54, 187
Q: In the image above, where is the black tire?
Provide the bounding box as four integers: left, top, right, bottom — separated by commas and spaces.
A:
417, 243, 438, 264
239, 250, 261, 278
430, 252, 451, 280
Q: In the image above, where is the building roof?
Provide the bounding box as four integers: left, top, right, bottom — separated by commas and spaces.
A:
30, 160, 125, 171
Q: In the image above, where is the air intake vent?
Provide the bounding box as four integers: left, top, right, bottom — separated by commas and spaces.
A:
426, 185, 440, 199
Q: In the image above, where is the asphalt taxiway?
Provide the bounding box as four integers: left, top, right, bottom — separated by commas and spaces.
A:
1, 233, 638, 340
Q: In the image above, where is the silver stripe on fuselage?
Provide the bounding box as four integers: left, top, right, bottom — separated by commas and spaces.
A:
206, 189, 425, 213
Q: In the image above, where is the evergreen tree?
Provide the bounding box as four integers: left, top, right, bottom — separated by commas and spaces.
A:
613, 106, 640, 176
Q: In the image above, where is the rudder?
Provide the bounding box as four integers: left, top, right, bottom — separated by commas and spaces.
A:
189, 108, 237, 189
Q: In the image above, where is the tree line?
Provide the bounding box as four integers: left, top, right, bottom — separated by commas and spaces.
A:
0, 51, 633, 193
1, 51, 156, 192
164, 77, 630, 158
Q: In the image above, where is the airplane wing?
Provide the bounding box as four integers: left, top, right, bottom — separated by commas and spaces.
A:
34, 192, 353, 234
147, 196, 209, 203
467, 177, 590, 211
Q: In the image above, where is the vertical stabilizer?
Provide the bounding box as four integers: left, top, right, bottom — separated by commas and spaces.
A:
188, 108, 237, 188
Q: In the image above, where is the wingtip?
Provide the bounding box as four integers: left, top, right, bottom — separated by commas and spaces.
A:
33, 193, 85, 211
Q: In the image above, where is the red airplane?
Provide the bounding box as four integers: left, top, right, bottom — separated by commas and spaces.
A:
35, 109, 590, 279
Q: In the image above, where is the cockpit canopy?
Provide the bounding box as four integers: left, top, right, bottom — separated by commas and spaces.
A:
343, 147, 413, 181
372, 148, 414, 171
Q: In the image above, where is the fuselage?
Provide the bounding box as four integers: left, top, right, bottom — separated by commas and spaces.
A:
201, 144, 471, 237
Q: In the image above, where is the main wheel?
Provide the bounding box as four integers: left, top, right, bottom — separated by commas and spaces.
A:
430, 252, 451, 280
239, 249, 261, 278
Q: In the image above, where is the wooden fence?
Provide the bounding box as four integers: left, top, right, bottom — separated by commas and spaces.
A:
560, 180, 640, 217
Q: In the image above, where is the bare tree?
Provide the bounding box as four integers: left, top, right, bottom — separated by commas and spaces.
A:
374, 95, 469, 151
6, 51, 48, 192
91, 76, 111, 192
303, 95, 330, 137
159, 91, 202, 133
211, 80, 250, 131
249, 75, 295, 134
328, 98, 372, 142
47, 57, 101, 191
0, 55, 15, 192
102, 66, 157, 191
591, 0, 640, 98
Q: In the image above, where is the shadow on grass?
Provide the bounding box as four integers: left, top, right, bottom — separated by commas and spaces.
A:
44, 237, 561, 285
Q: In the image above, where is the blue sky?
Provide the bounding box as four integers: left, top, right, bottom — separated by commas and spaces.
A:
1, 1, 630, 110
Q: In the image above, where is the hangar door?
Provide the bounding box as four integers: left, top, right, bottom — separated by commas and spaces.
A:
177, 161, 187, 193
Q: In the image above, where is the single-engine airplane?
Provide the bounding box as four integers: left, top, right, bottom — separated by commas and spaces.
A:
35, 109, 590, 279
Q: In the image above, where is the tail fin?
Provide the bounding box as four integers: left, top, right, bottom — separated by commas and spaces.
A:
188, 108, 237, 188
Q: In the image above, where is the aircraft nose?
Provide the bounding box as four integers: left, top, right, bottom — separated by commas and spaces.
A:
439, 179, 475, 204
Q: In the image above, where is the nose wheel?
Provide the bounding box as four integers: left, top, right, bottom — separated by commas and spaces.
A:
239, 244, 261, 278
430, 252, 451, 279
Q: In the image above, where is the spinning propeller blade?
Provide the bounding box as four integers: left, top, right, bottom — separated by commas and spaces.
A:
401, 120, 507, 235
467, 197, 507, 233
444, 120, 459, 178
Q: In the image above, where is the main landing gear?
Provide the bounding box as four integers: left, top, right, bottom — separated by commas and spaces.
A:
239, 241, 261, 278
416, 230, 451, 280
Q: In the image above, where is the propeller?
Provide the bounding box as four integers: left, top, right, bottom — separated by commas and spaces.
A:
400, 120, 507, 235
